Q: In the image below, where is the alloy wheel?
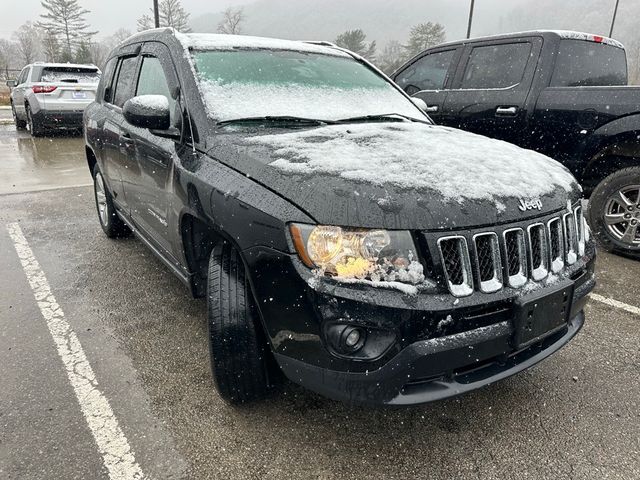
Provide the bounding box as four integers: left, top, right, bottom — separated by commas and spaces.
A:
603, 185, 640, 249
95, 173, 109, 226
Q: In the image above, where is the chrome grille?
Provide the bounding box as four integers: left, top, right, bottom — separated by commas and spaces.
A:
436, 211, 584, 297
473, 233, 502, 293
438, 236, 474, 297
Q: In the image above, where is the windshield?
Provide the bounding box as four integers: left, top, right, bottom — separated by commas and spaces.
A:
551, 40, 628, 87
190, 49, 425, 123
39, 67, 101, 84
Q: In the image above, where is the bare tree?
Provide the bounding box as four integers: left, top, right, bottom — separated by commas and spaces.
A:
376, 40, 408, 75
40, 28, 61, 62
137, 0, 191, 32
217, 7, 245, 35
37, 0, 98, 59
0, 39, 17, 80
13, 22, 42, 65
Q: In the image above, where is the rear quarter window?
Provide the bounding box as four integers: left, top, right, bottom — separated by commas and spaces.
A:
550, 39, 627, 87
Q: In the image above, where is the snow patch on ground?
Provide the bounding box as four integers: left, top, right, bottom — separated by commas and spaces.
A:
196, 81, 421, 123
249, 123, 577, 203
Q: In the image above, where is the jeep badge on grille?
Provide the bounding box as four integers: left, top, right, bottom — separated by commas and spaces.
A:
518, 198, 543, 212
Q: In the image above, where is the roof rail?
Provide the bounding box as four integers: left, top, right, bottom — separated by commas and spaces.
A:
303, 40, 338, 48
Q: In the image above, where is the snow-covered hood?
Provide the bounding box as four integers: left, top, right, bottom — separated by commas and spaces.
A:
207, 122, 581, 230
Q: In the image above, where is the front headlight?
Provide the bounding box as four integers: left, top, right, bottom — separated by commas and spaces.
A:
289, 224, 425, 284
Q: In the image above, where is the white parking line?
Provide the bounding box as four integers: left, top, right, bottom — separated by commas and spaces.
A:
590, 293, 640, 316
6, 223, 144, 480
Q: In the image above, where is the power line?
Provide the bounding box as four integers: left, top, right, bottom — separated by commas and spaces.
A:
609, 0, 620, 37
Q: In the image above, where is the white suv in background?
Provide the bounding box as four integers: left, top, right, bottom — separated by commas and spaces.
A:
7, 62, 101, 136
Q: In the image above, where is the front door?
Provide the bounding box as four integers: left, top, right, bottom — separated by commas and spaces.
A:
124, 42, 182, 258
393, 48, 460, 124
442, 38, 542, 145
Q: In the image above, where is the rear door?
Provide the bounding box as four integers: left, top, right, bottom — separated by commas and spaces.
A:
102, 51, 141, 215
125, 41, 181, 258
442, 37, 542, 143
12, 67, 31, 117
393, 47, 460, 123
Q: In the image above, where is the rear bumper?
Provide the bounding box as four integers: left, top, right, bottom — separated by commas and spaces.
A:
32, 109, 84, 129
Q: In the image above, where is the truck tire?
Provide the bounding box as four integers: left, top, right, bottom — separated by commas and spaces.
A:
92, 165, 131, 238
11, 103, 26, 130
588, 167, 640, 258
207, 243, 270, 404
26, 105, 44, 137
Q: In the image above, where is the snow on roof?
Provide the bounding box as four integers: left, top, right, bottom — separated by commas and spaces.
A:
32, 62, 99, 70
247, 122, 577, 205
174, 32, 349, 57
482, 30, 624, 49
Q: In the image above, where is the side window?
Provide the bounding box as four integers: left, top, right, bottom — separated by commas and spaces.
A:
112, 56, 139, 108
135, 56, 176, 122
460, 43, 532, 89
100, 57, 118, 103
395, 50, 456, 93
18, 68, 29, 85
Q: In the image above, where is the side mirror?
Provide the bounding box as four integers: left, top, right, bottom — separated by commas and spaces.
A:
6, 80, 17, 88
411, 97, 428, 111
123, 95, 170, 130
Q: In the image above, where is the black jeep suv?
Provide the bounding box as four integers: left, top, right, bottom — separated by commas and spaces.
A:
84, 29, 596, 406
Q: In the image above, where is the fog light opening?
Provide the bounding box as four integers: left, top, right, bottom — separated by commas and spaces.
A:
340, 326, 366, 352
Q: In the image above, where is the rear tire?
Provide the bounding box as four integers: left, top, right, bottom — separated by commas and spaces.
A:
11, 103, 26, 130
92, 165, 131, 238
26, 105, 44, 137
588, 167, 640, 259
207, 243, 270, 404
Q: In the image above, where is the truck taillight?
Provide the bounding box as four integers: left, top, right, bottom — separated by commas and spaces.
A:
592, 35, 604, 43
32, 85, 57, 94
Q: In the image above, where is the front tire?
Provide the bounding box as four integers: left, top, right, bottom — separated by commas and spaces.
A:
207, 243, 270, 404
588, 167, 640, 258
92, 165, 131, 238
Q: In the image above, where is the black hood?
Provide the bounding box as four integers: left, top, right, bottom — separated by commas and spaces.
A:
206, 122, 581, 231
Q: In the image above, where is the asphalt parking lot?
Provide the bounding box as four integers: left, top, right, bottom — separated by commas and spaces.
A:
0, 117, 638, 480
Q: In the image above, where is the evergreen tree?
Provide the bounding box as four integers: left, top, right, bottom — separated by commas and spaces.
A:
334, 29, 377, 61
37, 0, 97, 60
75, 41, 92, 64
404, 22, 446, 58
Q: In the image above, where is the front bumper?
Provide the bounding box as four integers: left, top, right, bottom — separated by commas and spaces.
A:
277, 310, 585, 406
32, 109, 84, 129
245, 238, 596, 406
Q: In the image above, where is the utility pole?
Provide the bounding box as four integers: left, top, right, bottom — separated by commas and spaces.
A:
153, 0, 160, 28
466, 0, 475, 39
609, 0, 620, 37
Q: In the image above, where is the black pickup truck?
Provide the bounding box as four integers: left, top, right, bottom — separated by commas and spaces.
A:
393, 30, 640, 258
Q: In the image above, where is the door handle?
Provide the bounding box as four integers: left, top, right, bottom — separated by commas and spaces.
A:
425, 105, 439, 113
119, 132, 134, 145
496, 106, 518, 117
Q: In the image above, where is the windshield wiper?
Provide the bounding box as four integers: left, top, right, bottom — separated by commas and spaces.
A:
216, 116, 337, 127
335, 113, 429, 125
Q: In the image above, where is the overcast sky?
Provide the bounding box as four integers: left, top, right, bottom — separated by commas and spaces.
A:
0, 0, 252, 39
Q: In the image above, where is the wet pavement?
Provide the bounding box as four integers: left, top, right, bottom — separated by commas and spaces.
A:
0, 125, 639, 479
0, 124, 91, 195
